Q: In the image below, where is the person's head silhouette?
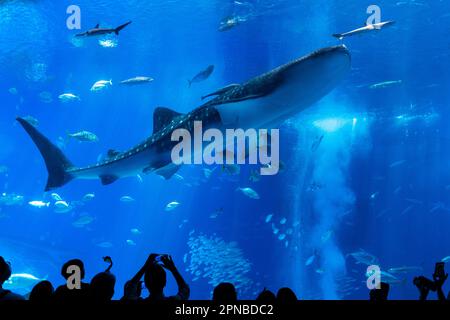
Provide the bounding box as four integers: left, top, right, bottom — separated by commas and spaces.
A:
0, 256, 11, 286
256, 288, 276, 302
123, 280, 143, 300
29, 281, 54, 302
90, 272, 116, 301
276, 287, 297, 302
144, 263, 167, 295
61, 259, 85, 280
213, 282, 237, 302
90, 256, 115, 301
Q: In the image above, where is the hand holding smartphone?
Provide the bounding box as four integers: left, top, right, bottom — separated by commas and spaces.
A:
434, 262, 445, 279
433, 262, 448, 287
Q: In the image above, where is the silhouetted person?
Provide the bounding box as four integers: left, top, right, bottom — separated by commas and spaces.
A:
124, 254, 189, 301
276, 287, 297, 303
144, 255, 189, 301
256, 288, 276, 303
413, 276, 435, 300
0, 256, 24, 301
29, 281, 54, 302
369, 282, 390, 301
90, 257, 116, 302
120, 280, 143, 301
212, 282, 237, 302
53, 258, 90, 302
121, 254, 155, 301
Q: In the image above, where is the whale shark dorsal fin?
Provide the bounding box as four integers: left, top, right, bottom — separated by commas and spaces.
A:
202, 84, 240, 100
153, 107, 183, 134
94, 24, 100, 29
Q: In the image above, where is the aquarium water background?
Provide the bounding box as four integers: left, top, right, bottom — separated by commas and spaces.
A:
1, 0, 450, 300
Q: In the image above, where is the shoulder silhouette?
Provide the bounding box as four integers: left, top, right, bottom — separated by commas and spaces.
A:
29, 280, 54, 302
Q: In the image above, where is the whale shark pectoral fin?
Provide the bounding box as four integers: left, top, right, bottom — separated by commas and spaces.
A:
99, 174, 119, 185
153, 107, 184, 134
154, 164, 180, 180
201, 84, 241, 100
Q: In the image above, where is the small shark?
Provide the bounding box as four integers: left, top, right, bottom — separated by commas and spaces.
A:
333, 21, 395, 40
76, 21, 132, 37
17, 45, 350, 191
188, 65, 214, 87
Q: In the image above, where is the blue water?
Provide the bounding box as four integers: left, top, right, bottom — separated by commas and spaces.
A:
1, 0, 450, 300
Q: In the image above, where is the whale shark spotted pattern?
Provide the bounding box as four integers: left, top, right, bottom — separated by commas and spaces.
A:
17, 45, 351, 191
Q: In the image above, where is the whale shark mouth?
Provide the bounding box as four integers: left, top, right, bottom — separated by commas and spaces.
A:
214, 45, 351, 129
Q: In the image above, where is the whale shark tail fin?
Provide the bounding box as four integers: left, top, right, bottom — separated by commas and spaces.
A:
16, 117, 74, 191
115, 21, 132, 35
332, 33, 344, 40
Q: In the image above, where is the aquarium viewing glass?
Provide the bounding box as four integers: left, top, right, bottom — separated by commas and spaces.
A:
0, 0, 449, 303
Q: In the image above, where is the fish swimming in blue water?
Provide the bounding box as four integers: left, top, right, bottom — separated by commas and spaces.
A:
72, 213, 95, 228
120, 76, 154, 85
76, 21, 132, 37
188, 65, 214, 87
4, 273, 44, 291
347, 249, 379, 266
91, 80, 113, 92
218, 16, 247, 32
165, 201, 180, 211
130, 228, 141, 235
67, 130, 99, 143
369, 80, 402, 90
333, 21, 395, 40
387, 266, 423, 274
54, 200, 72, 213
82, 193, 95, 202
305, 254, 316, 266
16, 45, 350, 191
120, 196, 135, 203
59, 93, 80, 103
236, 187, 260, 199
28, 200, 50, 209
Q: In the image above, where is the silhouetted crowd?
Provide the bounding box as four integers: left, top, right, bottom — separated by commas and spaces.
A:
0, 254, 449, 302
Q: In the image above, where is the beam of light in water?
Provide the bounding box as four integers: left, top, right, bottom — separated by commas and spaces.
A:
313, 118, 351, 133
308, 100, 371, 299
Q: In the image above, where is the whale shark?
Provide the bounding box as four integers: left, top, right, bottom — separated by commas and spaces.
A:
17, 45, 351, 191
